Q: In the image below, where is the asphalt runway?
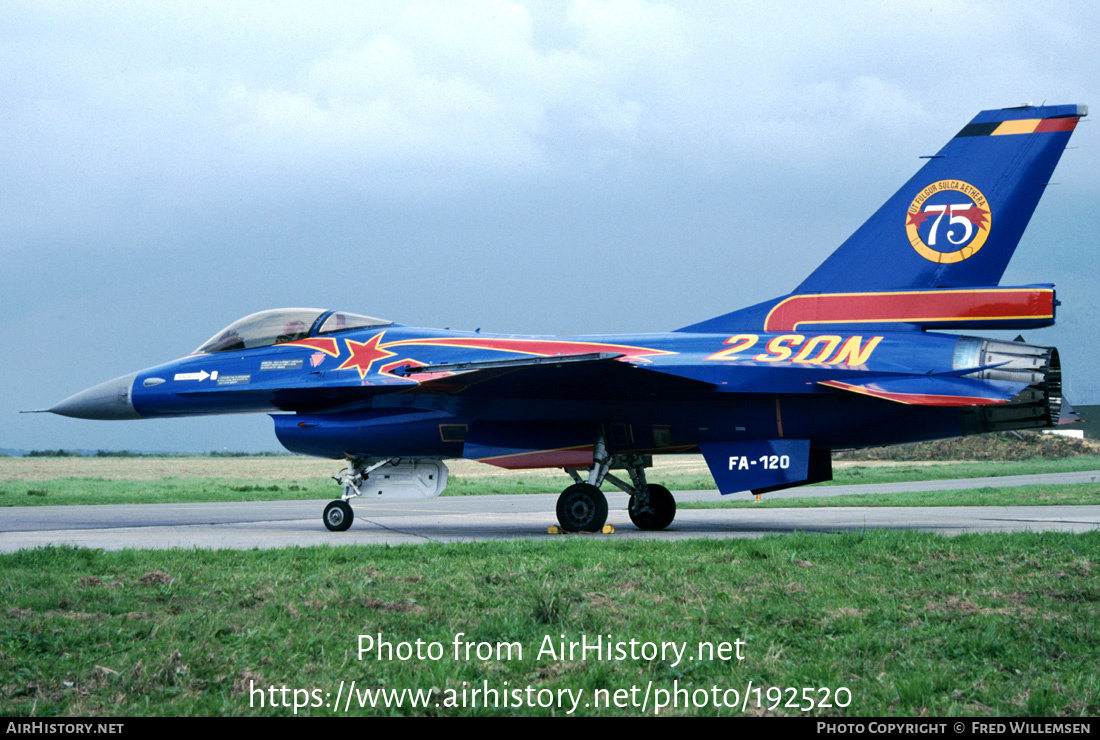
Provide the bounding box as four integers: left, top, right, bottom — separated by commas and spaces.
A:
2, 470, 1098, 551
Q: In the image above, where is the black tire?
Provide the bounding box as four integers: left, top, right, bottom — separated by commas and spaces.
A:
323, 500, 354, 532
556, 483, 609, 533
629, 484, 676, 530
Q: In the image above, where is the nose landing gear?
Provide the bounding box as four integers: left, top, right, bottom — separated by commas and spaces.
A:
323, 499, 353, 532
322, 456, 449, 531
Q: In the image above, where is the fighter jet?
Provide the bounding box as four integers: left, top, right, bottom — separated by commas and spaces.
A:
34, 104, 1086, 533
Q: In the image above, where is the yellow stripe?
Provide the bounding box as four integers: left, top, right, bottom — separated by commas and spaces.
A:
992, 119, 1040, 136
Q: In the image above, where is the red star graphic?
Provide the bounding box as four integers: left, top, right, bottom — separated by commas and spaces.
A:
906, 209, 932, 229
337, 333, 397, 379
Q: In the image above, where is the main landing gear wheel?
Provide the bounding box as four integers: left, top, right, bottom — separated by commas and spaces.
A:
556, 483, 609, 533
323, 500, 353, 532
629, 484, 676, 531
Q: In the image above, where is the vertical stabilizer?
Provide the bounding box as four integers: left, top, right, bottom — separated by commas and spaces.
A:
679, 104, 1085, 334
796, 104, 1085, 294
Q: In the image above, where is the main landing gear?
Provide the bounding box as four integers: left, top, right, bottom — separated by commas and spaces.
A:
557, 432, 676, 533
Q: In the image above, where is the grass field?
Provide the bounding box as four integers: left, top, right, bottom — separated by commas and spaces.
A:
1, 532, 1097, 717
3, 445, 1098, 717
3, 455, 1100, 507
679, 482, 1100, 509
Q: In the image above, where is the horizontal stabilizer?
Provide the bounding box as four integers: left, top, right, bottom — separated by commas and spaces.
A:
1058, 399, 1081, 425
819, 375, 1029, 406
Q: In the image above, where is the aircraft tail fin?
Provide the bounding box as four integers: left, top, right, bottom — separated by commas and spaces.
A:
679, 104, 1085, 334
797, 104, 1086, 295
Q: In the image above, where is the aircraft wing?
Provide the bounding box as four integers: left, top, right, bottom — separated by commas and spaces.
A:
409, 352, 716, 399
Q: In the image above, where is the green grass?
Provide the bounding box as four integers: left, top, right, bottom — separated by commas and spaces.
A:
835, 431, 1098, 461
822, 457, 1100, 486
0, 478, 333, 507
681, 483, 1100, 509
4, 457, 1100, 507
1, 532, 1097, 716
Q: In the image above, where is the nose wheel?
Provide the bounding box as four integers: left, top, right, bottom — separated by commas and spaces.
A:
323, 499, 353, 532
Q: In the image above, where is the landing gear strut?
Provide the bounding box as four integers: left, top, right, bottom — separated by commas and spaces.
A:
556, 429, 677, 532
323, 456, 398, 532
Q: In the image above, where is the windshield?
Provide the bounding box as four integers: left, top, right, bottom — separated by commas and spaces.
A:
194, 309, 392, 354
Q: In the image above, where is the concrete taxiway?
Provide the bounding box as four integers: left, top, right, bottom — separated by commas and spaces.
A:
1, 471, 1098, 550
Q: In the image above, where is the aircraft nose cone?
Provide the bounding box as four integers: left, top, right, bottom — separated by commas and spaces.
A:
49, 372, 141, 420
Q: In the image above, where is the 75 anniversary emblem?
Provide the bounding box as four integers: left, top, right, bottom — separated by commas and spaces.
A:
905, 179, 991, 264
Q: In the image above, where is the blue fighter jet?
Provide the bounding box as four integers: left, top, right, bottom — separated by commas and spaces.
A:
37, 104, 1086, 533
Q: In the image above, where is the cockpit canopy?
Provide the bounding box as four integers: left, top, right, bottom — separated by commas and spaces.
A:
194, 309, 392, 354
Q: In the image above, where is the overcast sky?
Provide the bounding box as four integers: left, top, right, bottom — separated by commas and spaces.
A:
5, 0, 1099, 453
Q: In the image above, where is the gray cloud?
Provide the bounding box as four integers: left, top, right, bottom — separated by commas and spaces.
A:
5, 0, 1098, 452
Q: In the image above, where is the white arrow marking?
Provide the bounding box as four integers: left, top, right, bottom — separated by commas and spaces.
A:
173, 370, 210, 382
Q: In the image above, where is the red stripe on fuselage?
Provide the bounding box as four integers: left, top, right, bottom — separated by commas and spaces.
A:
382, 337, 674, 358
477, 446, 595, 470
764, 289, 1054, 331
282, 337, 341, 356
820, 380, 1007, 407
